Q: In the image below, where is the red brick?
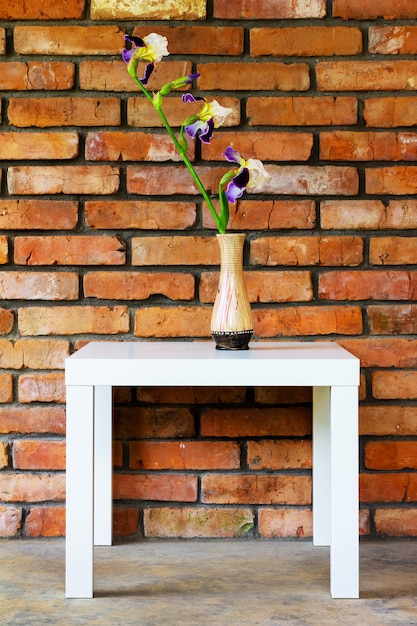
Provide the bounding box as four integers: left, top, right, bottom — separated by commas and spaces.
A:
8, 166, 120, 195
369, 26, 417, 54
85, 131, 194, 162
0, 236, 7, 264
365, 441, 417, 471
0, 406, 65, 434
360, 405, 417, 436
320, 131, 417, 161
0, 506, 22, 537
202, 131, 313, 162
0, 374, 13, 403
364, 97, 417, 127
113, 507, 139, 538
13, 440, 65, 470
0, 339, 69, 369
372, 371, 417, 400
360, 473, 412, 503
14, 25, 124, 55
113, 474, 197, 502
214, 0, 326, 19
84, 271, 195, 301
370, 237, 417, 265
204, 200, 316, 231
0, 28, 5, 54
8, 97, 120, 128
129, 441, 240, 470
133, 25, 244, 55
247, 96, 357, 126
18, 373, 65, 403
374, 509, 417, 537
259, 508, 312, 538
0, 473, 65, 502
0, 132, 78, 160
321, 199, 417, 230
368, 304, 417, 334
0, 200, 78, 230
0, 309, 14, 334
254, 387, 312, 404
114, 407, 195, 439
14, 236, 125, 266
254, 306, 363, 337
0, 0, 85, 19
0, 443, 8, 469
340, 338, 417, 368
319, 271, 417, 300
80, 60, 192, 92
251, 27, 361, 57
201, 407, 312, 438
0, 272, 78, 300
132, 236, 219, 266
135, 387, 245, 404
257, 165, 359, 196
19, 306, 129, 336
127, 165, 225, 196
85, 200, 196, 230
247, 440, 312, 470
367, 166, 417, 194
0, 62, 74, 90
134, 306, 211, 338
202, 474, 311, 505
317, 61, 417, 91
144, 507, 253, 538
199, 270, 313, 303
250, 236, 363, 267
25, 506, 65, 538
91, 0, 206, 20
333, 0, 417, 20
198, 62, 310, 91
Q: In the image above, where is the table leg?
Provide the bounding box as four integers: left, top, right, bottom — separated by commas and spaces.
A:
65, 385, 94, 598
312, 386, 331, 546
94, 386, 113, 546
330, 385, 359, 599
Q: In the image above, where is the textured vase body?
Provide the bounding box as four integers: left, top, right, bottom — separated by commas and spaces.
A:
211, 233, 253, 350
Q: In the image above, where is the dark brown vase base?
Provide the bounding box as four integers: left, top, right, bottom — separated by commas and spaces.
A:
211, 330, 253, 350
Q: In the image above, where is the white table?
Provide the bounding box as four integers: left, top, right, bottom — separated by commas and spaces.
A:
65, 341, 360, 599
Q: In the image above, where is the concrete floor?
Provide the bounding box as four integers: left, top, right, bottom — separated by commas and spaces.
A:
1, 539, 417, 625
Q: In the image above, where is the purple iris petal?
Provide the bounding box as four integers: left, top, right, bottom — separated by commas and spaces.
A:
124, 34, 144, 47
225, 168, 250, 204
223, 146, 241, 164
184, 118, 214, 144
140, 62, 154, 85
182, 93, 205, 103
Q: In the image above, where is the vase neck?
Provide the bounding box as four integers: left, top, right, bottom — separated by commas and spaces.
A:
216, 233, 245, 273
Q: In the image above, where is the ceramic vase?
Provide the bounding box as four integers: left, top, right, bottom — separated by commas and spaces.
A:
211, 233, 253, 350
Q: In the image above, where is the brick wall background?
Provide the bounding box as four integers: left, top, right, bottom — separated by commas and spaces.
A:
1, 0, 417, 540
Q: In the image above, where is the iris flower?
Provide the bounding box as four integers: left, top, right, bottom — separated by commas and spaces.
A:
122, 33, 169, 84
182, 94, 233, 144
222, 147, 270, 204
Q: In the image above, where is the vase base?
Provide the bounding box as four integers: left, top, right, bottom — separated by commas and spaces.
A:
211, 330, 253, 350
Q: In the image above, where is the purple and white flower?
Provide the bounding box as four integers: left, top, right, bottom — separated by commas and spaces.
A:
223, 146, 270, 203
122, 33, 169, 84
182, 95, 233, 143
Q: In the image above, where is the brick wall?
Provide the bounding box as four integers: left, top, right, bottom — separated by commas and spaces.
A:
1, 0, 417, 540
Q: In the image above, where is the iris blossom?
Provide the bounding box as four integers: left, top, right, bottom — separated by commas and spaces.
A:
122, 33, 169, 84
182, 94, 233, 144
222, 147, 270, 204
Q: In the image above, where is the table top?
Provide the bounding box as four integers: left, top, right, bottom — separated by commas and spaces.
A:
65, 341, 360, 387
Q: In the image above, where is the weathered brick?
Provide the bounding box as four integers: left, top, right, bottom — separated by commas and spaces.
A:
198, 62, 310, 91
199, 271, 313, 303
18, 373, 65, 403
14, 25, 124, 55
202, 474, 311, 505
0, 62, 74, 90
368, 304, 417, 334
134, 306, 211, 338
360, 405, 417, 436
317, 61, 417, 91
370, 237, 417, 265
19, 306, 129, 336
321, 199, 417, 230
364, 97, 417, 127
254, 387, 312, 404
247, 440, 312, 470
320, 131, 417, 161
91, 0, 206, 20
113, 507, 139, 538
251, 27, 361, 57
13, 440, 65, 470
333, 0, 417, 20
114, 407, 195, 439
367, 166, 417, 195
372, 371, 417, 400
250, 236, 363, 267
8, 97, 121, 128
133, 25, 243, 55
214, 0, 326, 19
0, 28, 5, 54
375, 509, 417, 537
8, 166, 119, 195
203, 200, 316, 231
0, 309, 14, 334
340, 338, 417, 368
25, 506, 65, 537
201, 407, 312, 438
132, 236, 219, 266
0, 443, 8, 469
369, 26, 417, 55
129, 441, 240, 470
0, 132, 78, 160
0, 406, 65, 434
258, 165, 359, 196
0, 473, 65, 502
84, 271, 195, 301
135, 387, 245, 405
0, 200, 78, 230
127, 165, 222, 196
0, 0, 85, 19
0, 272, 78, 300
0, 339, 69, 369
0, 236, 8, 264
258, 508, 312, 538
86, 131, 193, 162
85, 200, 196, 230
0, 374, 13, 403
319, 271, 417, 300
0, 506, 22, 537
80, 60, 192, 92
14, 236, 125, 266
144, 507, 253, 538
202, 131, 313, 162
113, 474, 197, 502
253, 305, 363, 337
360, 473, 413, 503
247, 96, 357, 126
365, 441, 417, 471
